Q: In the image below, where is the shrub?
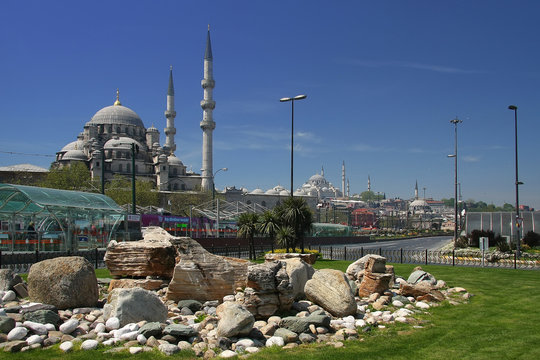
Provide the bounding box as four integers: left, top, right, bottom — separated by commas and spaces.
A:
468, 230, 495, 248
265, 248, 321, 259
454, 236, 469, 249
495, 237, 511, 252
522, 231, 540, 247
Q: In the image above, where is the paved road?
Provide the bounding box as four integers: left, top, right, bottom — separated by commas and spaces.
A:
327, 236, 453, 251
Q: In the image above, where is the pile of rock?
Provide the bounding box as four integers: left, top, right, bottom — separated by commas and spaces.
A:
0, 231, 473, 356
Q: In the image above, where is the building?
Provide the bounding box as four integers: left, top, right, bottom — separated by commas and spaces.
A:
0, 164, 49, 185
53, 29, 216, 192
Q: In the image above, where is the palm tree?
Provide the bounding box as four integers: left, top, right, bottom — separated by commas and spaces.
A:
258, 210, 281, 244
276, 197, 313, 253
237, 212, 259, 260
276, 225, 295, 253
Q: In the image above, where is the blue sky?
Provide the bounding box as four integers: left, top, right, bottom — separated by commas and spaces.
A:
1, 0, 539, 208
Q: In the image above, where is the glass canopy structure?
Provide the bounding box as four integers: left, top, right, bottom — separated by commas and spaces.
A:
0, 183, 125, 252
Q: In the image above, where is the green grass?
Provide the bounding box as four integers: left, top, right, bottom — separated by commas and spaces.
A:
4, 262, 540, 359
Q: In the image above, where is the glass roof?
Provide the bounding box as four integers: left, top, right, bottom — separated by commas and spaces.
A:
0, 183, 123, 216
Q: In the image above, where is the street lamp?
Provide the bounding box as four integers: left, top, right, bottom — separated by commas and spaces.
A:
212, 167, 228, 200
508, 105, 522, 258
448, 117, 462, 244
280, 94, 307, 196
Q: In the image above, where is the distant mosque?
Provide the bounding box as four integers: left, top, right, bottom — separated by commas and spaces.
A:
53, 28, 217, 192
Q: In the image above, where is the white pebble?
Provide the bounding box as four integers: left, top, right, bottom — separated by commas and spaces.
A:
94, 323, 106, 333
45, 323, 56, 331
236, 338, 255, 348
60, 341, 74, 352
395, 316, 408, 323
120, 330, 139, 341
223, 295, 235, 302
23, 321, 48, 335
266, 336, 285, 347
2, 290, 17, 302
7, 326, 28, 341
130, 347, 143, 354
137, 334, 147, 345
59, 319, 79, 334
416, 301, 430, 309
81, 339, 99, 350
105, 317, 120, 330
26, 334, 43, 345
245, 347, 260, 353
220, 350, 237, 358
392, 300, 404, 307
355, 319, 366, 327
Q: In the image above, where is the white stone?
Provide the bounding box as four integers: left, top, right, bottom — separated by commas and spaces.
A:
7, 326, 28, 341
177, 341, 192, 351
137, 334, 147, 345
407, 296, 415, 303
223, 295, 235, 302
416, 301, 430, 309
236, 338, 255, 348
94, 323, 106, 333
23, 321, 48, 335
81, 339, 99, 350
394, 308, 413, 318
102, 339, 115, 346
392, 300, 404, 307
26, 334, 43, 345
59, 341, 74, 352
44, 323, 56, 331
220, 350, 238, 358
2, 290, 16, 302
125, 323, 139, 332
342, 315, 356, 324
382, 314, 394, 322
266, 336, 285, 347
395, 316, 408, 323
158, 343, 179, 355
355, 319, 366, 328
120, 330, 139, 341
59, 319, 79, 334
245, 346, 260, 353
130, 347, 143, 354
105, 317, 120, 330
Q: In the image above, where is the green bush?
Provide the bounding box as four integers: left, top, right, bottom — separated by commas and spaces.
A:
495, 236, 511, 252
522, 231, 540, 247
454, 236, 469, 249
468, 230, 495, 247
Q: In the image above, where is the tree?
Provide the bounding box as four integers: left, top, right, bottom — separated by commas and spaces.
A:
360, 191, 377, 202
237, 212, 259, 260
257, 210, 281, 243
105, 175, 159, 208
275, 197, 313, 253
41, 162, 99, 192
164, 192, 213, 216
276, 225, 295, 253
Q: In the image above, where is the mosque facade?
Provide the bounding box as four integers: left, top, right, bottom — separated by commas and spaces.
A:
53, 29, 216, 192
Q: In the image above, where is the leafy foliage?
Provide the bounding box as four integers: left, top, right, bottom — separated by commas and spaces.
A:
165, 192, 212, 216
274, 197, 313, 253
468, 229, 495, 247
237, 212, 260, 260
105, 175, 159, 207
522, 231, 540, 247
40, 162, 99, 192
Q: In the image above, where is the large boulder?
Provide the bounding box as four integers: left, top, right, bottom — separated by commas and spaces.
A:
282, 258, 314, 301
159, 228, 249, 302
103, 287, 168, 327
304, 269, 356, 317
216, 302, 255, 338
104, 232, 177, 278
400, 282, 445, 302
407, 269, 437, 285
357, 272, 393, 297
27, 257, 98, 309
0, 269, 23, 291
346, 254, 386, 280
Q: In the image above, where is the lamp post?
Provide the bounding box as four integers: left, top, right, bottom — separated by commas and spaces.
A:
508, 105, 522, 258
448, 117, 462, 244
280, 94, 307, 196
212, 167, 228, 200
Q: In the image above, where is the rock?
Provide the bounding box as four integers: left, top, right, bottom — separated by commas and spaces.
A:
27, 257, 99, 310
246, 347, 260, 353
7, 326, 27, 341
105, 317, 120, 330
163, 324, 197, 338
0, 317, 16, 334
22, 309, 60, 326
2, 290, 16, 302
130, 347, 143, 354
13, 283, 28, 299
266, 336, 285, 347
217, 337, 232, 350
162, 229, 249, 302
26, 334, 43, 345
241, 288, 280, 319
80, 339, 99, 350
435, 280, 447, 289
281, 258, 314, 300
264, 252, 317, 265
177, 300, 203, 313
280, 317, 310, 334
103, 287, 167, 327
407, 270, 437, 285
0, 269, 22, 291
365, 255, 387, 273
415, 301, 430, 309
219, 350, 237, 358
138, 322, 163, 338
299, 332, 316, 343
400, 282, 444, 301
158, 343, 179, 355
358, 271, 393, 297
274, 328, 298, 343
346, 255, 385, 279
22, 321, 48, 335
216, 302, 254, 338
2, 340, 27, 352
59, 341, 74, 352
59, 319, 79, 334
305, 269, 356, 317
108, 278, 167, 292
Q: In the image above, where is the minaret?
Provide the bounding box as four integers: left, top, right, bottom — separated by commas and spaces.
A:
164, 66, 177, 155
347, 179, 350, 198
200, 26, 216, 191
341, 161, 345, 197
415, 180, 419, 200
321, 166, 324, 177
368, 175, 371, 192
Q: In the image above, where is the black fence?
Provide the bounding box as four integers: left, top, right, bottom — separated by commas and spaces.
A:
1, 244, 538, 273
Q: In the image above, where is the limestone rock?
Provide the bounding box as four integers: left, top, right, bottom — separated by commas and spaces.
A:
216, 302, 254, 338
281, 258, 314, 301
161, 228, 248, 302
365, 256, 387, 273
0, 269, 22, 291
108, 278, 167, 292
407, 270, 437, 285
357, 272, 393, 297
104, 235, 177, 278
265, 252, 317, 265
400, 282, 444, 302
346, 254, 385, 280
305, 269, 356, 317
27, 256, 98, 310
103, 288, 167, 327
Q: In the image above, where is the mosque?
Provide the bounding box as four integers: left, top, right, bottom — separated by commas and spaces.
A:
53, 29, 217, 192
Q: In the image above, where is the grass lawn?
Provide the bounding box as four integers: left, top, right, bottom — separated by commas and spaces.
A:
4, 261, 540, 359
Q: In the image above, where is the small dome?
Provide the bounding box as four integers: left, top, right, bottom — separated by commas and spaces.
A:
147, 125, 159, 132
309, 174, 325, 182
410, 199, 430, 208
89, 104, 145, 128
265, 189, 279, 195
167, 155, 184, 166
104, 137, 144, 151
250, 188, 264, 194
279, 190, 290, 196
60, 140, 84, 152
62, 149, 87, 161
294, 189, 306, 196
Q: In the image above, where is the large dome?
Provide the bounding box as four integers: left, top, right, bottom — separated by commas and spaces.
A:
88, 105, 145, 128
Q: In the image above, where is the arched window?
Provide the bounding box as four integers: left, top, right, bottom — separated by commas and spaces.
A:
118, 164, 123, 172
181, 184, 186, 190
173, 168, 178, 176
126, 163, 130, 172
173, 184, 178, 190
261, 201, 266, 207
116, 127, 121, 133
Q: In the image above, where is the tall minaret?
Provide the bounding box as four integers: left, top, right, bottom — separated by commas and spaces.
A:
415, 180, 419, 200
368, 175, 371, 192
164, 66, 177, 155
321, 166, 324, 177
346, 179, 350, 198
341, 161, 345, 197
200, 26, 216, 191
